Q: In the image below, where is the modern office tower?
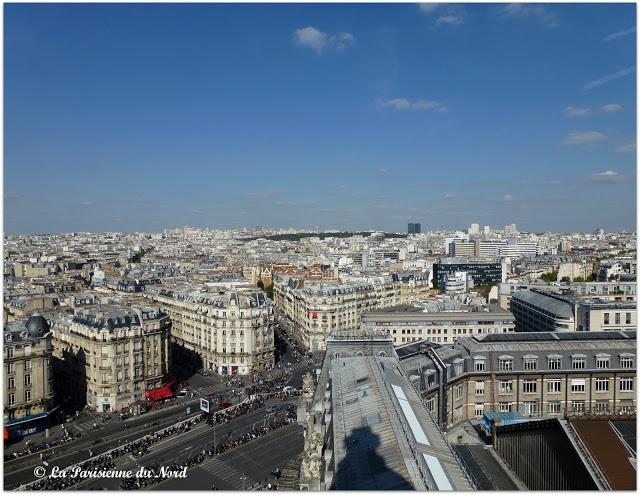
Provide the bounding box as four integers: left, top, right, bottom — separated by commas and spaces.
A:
408, 223, 421, 234
483, 225, 491, 235
504, 224, 518, 235
449, 240, 475, 257
4, 315, 56, 440
51, 305, 172, 412
469, 223, 480, 235
432, 259, 505, 290
144, 288, 275, 376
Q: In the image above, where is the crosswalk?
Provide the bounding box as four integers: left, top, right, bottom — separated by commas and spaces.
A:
68, 420, 102, 434
192, 383, 227, 397
200, 458, 256, 489
279, 360, 315, 373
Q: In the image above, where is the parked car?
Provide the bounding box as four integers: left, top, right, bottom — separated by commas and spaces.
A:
218, 402, 233, 410
265, 405, 278, 413
176, 389, 188, 397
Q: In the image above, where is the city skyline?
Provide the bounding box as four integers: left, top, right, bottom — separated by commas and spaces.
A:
5, 3, 637, 234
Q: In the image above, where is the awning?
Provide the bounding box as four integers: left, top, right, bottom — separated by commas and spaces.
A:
145, 386, 174, 401
5, 406, 59, 427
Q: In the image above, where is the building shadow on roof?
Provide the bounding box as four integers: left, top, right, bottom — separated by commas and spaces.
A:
335, 425, 413, 490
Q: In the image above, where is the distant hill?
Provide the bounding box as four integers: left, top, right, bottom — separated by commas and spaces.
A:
242, 231, 409, 242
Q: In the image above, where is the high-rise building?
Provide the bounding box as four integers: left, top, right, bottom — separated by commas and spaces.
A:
433, 260, 505, 290
505, 224, 518, 235
468, 223, 480, 235
407, 223, 421, 234
483, 225, 491, 235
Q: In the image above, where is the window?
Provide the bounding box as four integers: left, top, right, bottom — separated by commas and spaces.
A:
498, 358, 513, 371
453, 384, 463, 400
474, 403, 484, 417
8, 377, 15, 389
547, 401, 561, 414
595, 378, 609, 392
475, 381, 485, 396
499, 380, 513, 394
8, 363, 15, 373
594, 401, 609, 413
571, 400, 585, 413
614, 313, 621, 325
603, 313, 610, 325
626, 313, 632, 324
523, 380, 537, 394
620, 377, 634, 392
522, 401, 538, 415
547, 357, 562, 370
454, 360, 464, 376
523, 357, 538, 371
571, 379, 586, 393
547, 379, 561, 393
7, 348, 13, 359
25, 390, 31, 402
620, 355, 634, 369
572, 356, 586, 369
499, 402, 512, 413
474, 359, 486, 372
596, 356, 610, 369
24, 374, 31, 386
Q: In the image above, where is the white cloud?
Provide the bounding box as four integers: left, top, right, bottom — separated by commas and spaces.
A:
591, 170, 622, 183
614, 141, 636, 154
583, 66, 635, 91
329, 32, 356, 50
293, 26, 327, 53
292, 26, 355, 54
377, 168, 389, 176
418, 3, 439, 14
436, 14, 462, 26
548, 180, 562, 186
603, 27, 636, 42
502, 194, 514, 202
600, 103, 622, 113
80, 201, 95, 206
377, 97, 447, 112
563, 106, 591, 117
501, 4, 559, 28
562, 131, 607, 146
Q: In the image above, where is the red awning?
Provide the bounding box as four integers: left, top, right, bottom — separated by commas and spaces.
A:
145, 386, 174, 401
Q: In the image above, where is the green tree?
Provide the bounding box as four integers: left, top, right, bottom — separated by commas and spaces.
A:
573, 276, 585, 282
540, 272, 558, 282
561, 276, 571, 283
257, 280, 265, 290
265, 283, 274, 299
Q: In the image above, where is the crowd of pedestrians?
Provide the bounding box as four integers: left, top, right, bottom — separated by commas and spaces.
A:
4, 424, 80, 462
24, 391, 300, 491
120, 409, 297, 490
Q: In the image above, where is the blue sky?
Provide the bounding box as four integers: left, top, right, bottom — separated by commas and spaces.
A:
4, 3, 636, 234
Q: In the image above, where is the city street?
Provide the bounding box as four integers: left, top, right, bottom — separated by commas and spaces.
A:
75, 398, 301, 490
